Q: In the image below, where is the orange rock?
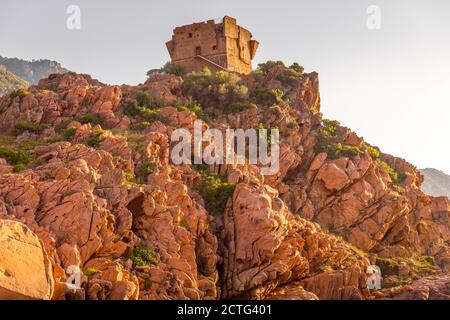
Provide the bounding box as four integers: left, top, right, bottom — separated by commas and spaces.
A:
0, 220, 54, 299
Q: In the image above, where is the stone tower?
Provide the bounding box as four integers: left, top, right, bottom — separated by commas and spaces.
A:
166, 16, 259, 74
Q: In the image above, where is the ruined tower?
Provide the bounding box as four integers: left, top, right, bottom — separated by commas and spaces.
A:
166, 16, 259, 74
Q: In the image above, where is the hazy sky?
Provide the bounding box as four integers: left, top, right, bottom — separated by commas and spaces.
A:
1, 0, 449, 173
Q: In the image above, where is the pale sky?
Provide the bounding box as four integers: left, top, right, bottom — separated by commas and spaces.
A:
1, 0, 449, 173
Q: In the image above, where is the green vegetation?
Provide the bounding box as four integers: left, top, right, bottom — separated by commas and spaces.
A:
125, 91, 164, 121
182, 69, 249, 118
314, 119, 364, 159
128, 246, 158, 267
275, 68, 302, 86
13, 121, 44, 136
256, 60, 304, 85
195, 171, 236, 216
59, 127, 77, 141
176, 100, 204, 119
376, 255, 435, 288
131, 121, 152, 131
136, 160, 156, 183
78, 113, 104, 127
126, 133, 145, 153
144, 278, 152, 290
136, 91, 165, 109
367, 146, 381, 159
85, 131, 103, 148
48, 127, 77, 143
257, 60, 285, 76
147, 62, 187, 77
286, 120, 298, 129
83, 267, 99, 276
289, 62, 305, 74
250, 88, 284, 107
0, 146, 32, 172
227, 101, 257, 114
319, 263, 334, 272
375, 159, 403, 184
180, 218, 189, 229
10, 88, 30, 98
162, 62, 186, 77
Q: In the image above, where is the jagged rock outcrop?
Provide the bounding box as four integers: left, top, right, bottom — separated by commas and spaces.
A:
0, 63, 448, 300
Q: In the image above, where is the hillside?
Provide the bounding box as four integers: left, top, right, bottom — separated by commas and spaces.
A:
0, 55, 68, 84
0, 65, 30, 96
0, 63, 448, 300
421, 168, 450, 198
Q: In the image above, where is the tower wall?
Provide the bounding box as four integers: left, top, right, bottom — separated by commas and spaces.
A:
166, 16, 258, 74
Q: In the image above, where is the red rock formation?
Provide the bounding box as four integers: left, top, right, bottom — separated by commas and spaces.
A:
0, 65, 448, 300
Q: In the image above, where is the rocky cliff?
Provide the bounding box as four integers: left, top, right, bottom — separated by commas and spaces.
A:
0, 65, 30, 96
421, 168, 450, 198
0, 56, 68, 85
0, 62, 448, 300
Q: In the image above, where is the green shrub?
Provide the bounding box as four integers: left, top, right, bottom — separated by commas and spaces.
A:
13, 121, 44, 136
250, 88, 283, 107
124, 100, 140, 117
376, 255, 435, 288
127, 133, 145, 152
289, 62, 305, 74
136, 160, 156, 183
276, 68, 302, 86
227, 102, 257, 114
286, 120, 298, 129
322, 119, 341, 129
162, 62, 186, 77
13, 163, 27, 172
144, 278, 152, 290
54, 120, 71, 133
0, 146, 32, 169
196, 171, 235, 216
147, 62, 187, 77
136, 91, 164, 110
125, 101, 161, 122
367, 146, 381, 159
60, 127, 77, 141
10, 88, 29, 98
85, 131, 103, 148
131, 121, 152, 131
180, 218, 189, 229
375, 159, 400, 184
125, 92, 164, 121
314, 119, 363, 159
257, 60, 285, 76
49, 127, 77, 143
83, 267, 99, 276
255, 123, 278, 144
79, 113, 104, 127
334, 143, 364, 158
128, 246, 158, 267
176, 101, 204, 119
182, 69, 249, 115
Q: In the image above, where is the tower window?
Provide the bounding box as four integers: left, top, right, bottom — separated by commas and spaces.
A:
188, 33, 193, 38
212, 45, 217, 50
195, 46, 202, 55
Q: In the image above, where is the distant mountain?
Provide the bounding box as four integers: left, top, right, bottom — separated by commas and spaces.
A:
0, 55, 68, 84
420, 168, 450, 198
0, 65, 30, 96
